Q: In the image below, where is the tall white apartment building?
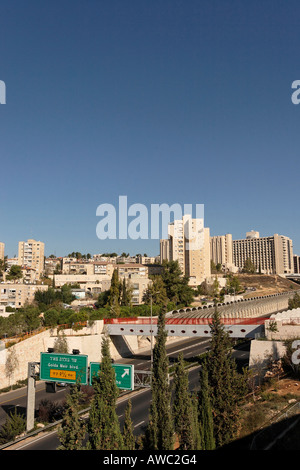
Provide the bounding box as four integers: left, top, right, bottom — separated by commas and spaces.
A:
210, 234, 233, 268
232, 232, 294, 275
160, 214, 211, 286
0, 242, 4, 262
18, 239, 45, 279
160, 239, 171, 264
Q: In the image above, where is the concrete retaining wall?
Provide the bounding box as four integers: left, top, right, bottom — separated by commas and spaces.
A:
249, 339, 287, 371
0, 320, 180, 389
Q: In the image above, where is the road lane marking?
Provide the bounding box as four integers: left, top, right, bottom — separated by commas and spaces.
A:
134, 420, 145, 428
167, 339, 210, 357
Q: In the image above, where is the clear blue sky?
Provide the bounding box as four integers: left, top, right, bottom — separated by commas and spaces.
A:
0, 0, 299, 257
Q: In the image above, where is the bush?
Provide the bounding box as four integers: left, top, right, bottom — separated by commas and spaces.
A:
37, 399, 65, 424
242, 407, 266, 434
0, 407, 26, 444
44, 308, 60, 327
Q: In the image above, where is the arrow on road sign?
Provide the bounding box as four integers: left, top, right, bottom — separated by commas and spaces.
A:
89, 362, 134, 390
121, 369, 130, 378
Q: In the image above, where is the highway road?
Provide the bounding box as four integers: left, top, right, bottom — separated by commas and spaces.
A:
1, 337, 250, 450
0, 337, 210, 427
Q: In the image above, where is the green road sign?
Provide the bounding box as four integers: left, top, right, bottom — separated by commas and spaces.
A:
90, 362, 134, 390
40, 352, 88, 385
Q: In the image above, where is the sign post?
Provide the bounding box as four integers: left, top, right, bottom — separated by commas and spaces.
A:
40, 352, 88, 385
90, 362, 134, 390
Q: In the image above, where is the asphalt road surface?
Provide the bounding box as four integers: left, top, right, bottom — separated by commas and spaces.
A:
1, 337, 250, 450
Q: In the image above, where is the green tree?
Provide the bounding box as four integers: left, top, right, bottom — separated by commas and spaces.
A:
44, 308, 60, 327
20, 306, 41, 332
120, 278, 133, 307
60, 284, 76, 304
143, 275, 168, 306
0, 407, 26, 444
95, 289, 110, 308
226, 274, 242, 294
161, 260, 194, 306
57, 383, 86, 450
205, 308, 247, 447
0, 257, 7, 278
87, 336, 123, 450
106, 269, 121, 316
191, 392, 202, 450
53, 331, 69, 353
145, 308, 174, 450
122, 399, 135, 450
212, 277, 219, 299
6, 265, 23, 281
198, 361, 215, 450
243, 258, 256, 274
173, 353, 195, 449
288, 292, 300, 310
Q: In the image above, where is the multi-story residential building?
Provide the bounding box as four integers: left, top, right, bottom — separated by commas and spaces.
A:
44, 257, 62, 275
62, 260, 93, 275
117, 256, 137, 264
294, 255, 300, 274
53, 262, 149, 300
18, 239, 45, 279
232, 232, 294, 275
135, 255, 159, 265
116, 263, 148, 278
159, 239, 170, 264
21, 267, 39, 284
52, 271, 150, 305
92, 254, 117, 263
160, 214, 211, 286
210, 234, 233, 269
6, 258, 18, 269
62, 260, 148, 278
0, 283, 48, 309
0, 242, 4, 262
125, 274, 152, 305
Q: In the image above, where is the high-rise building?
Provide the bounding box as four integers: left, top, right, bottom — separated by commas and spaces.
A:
210, 234, 233, 268
160, 214, 211, 286
18, 239, 45, 279
294, 255, 300, 274
232, 232, 294, 275
159, 239, 170, 264
0, 242, 4, 262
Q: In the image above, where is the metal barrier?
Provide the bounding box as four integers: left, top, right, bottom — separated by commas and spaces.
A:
250, 401, 300, 449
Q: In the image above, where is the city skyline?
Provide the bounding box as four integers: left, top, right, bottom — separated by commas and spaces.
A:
0, 1, 300, 257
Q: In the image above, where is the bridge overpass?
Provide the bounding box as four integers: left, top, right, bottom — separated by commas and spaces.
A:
284, 274, 300, 284
104, 315, 265, 339
105, 290, 299, 339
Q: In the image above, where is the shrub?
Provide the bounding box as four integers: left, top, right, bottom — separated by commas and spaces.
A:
0, 407, 26, 444
37, 399, 65, 424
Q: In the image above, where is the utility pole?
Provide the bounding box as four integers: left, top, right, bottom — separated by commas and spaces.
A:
26, 362, 39, 432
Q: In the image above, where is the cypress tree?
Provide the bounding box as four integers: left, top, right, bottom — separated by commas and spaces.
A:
122, 399, 135, 450
87, 336, 123, 450
146, 308, 174, 450
121, 278, 133, 307
191, 392, 202, 450
206, 307, 245, 447
106, 269, 121, 316
198, 361, 215, 450
173, 353, 195, 450
57, 382, 86, 450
